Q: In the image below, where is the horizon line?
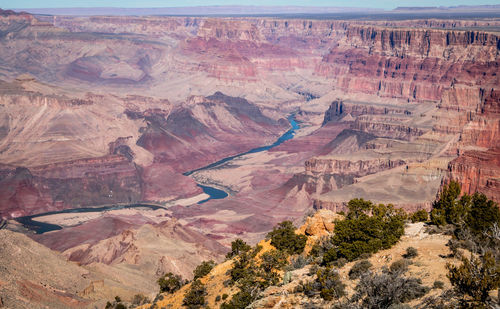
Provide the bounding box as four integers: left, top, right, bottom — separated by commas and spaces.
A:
7, 4, 500, 10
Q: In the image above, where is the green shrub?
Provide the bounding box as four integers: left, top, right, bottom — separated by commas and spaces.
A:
226, 239, 251, 259
353, 269, 429, 308
410, 209, 428, 223
431, 182, 499, 256
447, 251, 500, 306
260, 249, 287, 273
300, 267, 346, 301
157, 272, 183, 293
182, 280, 207, 309
290, 255, 311, 269
228, 251, 254, 284
427, 182, 500, 307
250, 245, 263, 258
436, 181, 462, 219
328, 203, 405, 261
430, 208, 446, 226
267, 221, 307, 255
465, 192, 500, 237
131, 294, 150, 306
225, 244, 289, 306
389, 259, 410, 274
220, 290, 254, 309
283, 271, 292, 285
332, 257, 348, 268
346, 198, 373, 219
258, 249, 288, 286
316, 267, 346, 300
105, 296, 127, 309
222, 293, 228, 300
403, 247, 418, 259
193, 260, 215, 280
430, 181, 465, 226
349, 260, 372, 279
309, 235, 333, 259
432, 280, 444, 289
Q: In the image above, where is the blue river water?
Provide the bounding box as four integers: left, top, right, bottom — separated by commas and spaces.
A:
186, 114, 300, 204
15, 204, 165, 234
196, 184, 229, 204
15, 114, 300, 233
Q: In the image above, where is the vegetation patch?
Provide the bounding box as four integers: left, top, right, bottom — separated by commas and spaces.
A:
193, 260, 215, 280
266, 220, 307, 255
348, 260, 372, 279
157, 272, 184, 294
316, 199, 406, 264
182, 279, 207, 309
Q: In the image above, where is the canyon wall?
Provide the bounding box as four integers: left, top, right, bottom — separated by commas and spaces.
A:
448, 88, 500, 201
0, 74, 287, 218
0, 12, 498, 217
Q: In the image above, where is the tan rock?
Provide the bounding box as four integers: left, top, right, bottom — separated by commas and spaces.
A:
301, 209, 343, 237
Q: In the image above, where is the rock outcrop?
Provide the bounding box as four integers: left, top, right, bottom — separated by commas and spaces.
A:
305, 156, 406, 177
0, 228, 150, 308
447, 89, 500, 201
62, 218, 227, 279
449, 149, 500, 202
0, 156, 142, 218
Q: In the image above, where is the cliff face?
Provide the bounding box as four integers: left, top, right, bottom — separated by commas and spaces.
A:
447, 88, 500, 201
448, 148, 500, 202
305, 157, 406, 177
0, 155, 142, 218
317, 26, 499, 102
309, 23, 499, 205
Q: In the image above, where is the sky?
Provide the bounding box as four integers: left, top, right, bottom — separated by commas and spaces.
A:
2, 0, 500, 10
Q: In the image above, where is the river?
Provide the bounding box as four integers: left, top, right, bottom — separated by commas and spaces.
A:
184, 114, 300, 204
15, 114, 300, 233
15, 204, 165, 234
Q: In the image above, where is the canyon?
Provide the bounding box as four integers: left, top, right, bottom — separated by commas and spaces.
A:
0, 7, 498, 307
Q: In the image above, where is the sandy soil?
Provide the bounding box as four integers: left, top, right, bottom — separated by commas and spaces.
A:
34, 208, 172, 227
164, 193, 210, 206
339, 222, 454, 299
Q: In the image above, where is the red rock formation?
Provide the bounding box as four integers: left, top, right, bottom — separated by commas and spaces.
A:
0, 155, 142, 218
305, 157, 406, 176
322, 100, 411, 125
140, 164, 201, 201
448, 148, 500, 202
136, 92, 287, 173
448, 88, 500, 201
459, 89, 500, 148
353, 115, 426, 141
317, 26, 499, 102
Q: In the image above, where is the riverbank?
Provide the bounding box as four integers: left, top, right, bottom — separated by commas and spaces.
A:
183, 114, 300, 203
